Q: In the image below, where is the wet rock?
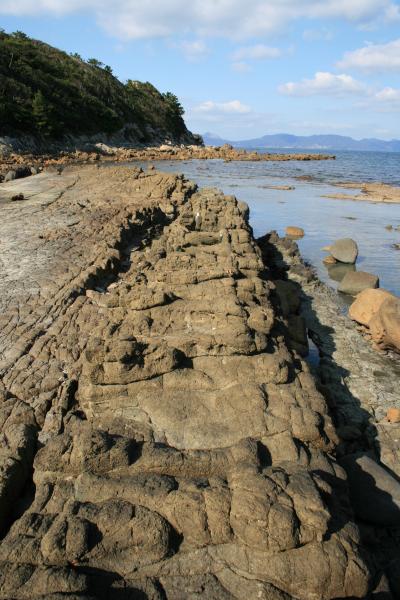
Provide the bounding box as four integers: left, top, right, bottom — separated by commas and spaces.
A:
341, 453, 400, 526
325, 238, 358, 264
349, 288, 395, 327
326, 262, 355, 283
285, 226, 304, 238
265, 185, 295, 190
323, 255, 337, 265
338, 271, 379, 295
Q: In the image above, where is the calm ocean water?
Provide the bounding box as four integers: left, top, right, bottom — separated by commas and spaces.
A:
131, 149, 400, 297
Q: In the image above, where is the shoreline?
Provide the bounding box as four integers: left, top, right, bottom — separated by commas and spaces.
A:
2, 165, 399, 597
0, 143, 335, 183
3, 145, 400, 206
324, 181, 400, 204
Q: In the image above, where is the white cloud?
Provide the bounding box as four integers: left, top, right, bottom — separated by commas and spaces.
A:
179, 40, 209, 61
279, 71, 368, 97
231, 61, 252, 73
232, 44, 282, 61
338, 38, 400, 71
302, 28, 333, 41
1, 0, 399, 40
193, 100, 251, 114
375, 86, 400, 101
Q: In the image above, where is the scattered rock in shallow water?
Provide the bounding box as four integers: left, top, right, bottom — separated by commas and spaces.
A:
285, 226, 304, 238
349, 288, 395, 326
369, 296, 400, 352
341, 453, 400, 526
323, 255, 337, 265
326, 238, 359, 264
265, 184, 295, 190
387, 408, 400, 423
326, 262, 355, 283
338, 271, 379, 295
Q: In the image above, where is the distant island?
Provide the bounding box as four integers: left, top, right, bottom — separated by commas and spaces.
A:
203, 132, 400, 153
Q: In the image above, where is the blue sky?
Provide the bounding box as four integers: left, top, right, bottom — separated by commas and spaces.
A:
2, 1, 400, 140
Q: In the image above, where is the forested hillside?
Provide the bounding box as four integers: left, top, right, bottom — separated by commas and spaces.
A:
0, 30, 198, 144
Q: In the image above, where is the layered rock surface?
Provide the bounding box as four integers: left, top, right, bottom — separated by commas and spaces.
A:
0, 167, 372, 598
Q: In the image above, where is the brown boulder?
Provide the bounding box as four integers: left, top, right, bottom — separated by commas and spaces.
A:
285, 226, 304, 238
369, 296, 400, 352
349, 288, 394, 326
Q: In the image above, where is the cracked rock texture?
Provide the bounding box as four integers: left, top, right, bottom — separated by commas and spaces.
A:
0, 167, 373, 599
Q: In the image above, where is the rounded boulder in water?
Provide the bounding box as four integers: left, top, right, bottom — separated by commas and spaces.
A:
338, 271, 379, 295
341, 453, 400, 526
327, 238, 358, 264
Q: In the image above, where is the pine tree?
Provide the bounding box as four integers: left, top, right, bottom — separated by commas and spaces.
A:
32, 91, 54, 137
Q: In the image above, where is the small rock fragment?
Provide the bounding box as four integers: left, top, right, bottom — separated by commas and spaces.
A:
387, 408, 400, 423
285, 226, 304, 238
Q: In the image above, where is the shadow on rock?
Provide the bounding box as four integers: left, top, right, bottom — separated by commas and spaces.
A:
257, 230, 400, 598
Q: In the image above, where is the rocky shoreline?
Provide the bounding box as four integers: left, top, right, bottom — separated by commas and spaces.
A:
0, 143, 335, 184
324, 181, 400, 203
0, 166, 399, 598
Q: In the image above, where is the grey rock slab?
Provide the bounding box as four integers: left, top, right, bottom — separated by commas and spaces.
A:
328, 238, 359, 264
338, 271, 379, 295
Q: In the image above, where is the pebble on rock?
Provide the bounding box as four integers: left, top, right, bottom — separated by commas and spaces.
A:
323, 255, 337, 265
387, 408, 400, 423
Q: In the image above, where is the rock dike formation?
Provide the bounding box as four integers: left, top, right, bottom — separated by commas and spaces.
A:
0, 166, 374, 599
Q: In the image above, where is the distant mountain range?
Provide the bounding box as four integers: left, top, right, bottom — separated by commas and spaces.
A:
202, 132, 400, 152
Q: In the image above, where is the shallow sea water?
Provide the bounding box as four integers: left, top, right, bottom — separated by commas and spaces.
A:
129, 155, 400, 297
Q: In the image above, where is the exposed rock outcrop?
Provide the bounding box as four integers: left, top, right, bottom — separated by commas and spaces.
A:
0, 166, 380, 598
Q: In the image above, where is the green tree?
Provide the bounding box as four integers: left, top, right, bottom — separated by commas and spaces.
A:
162, 92, 184, 116
32, 91, 55, 137
12, 31, 28, 39
87, 58, 104, 68
104, 65, 113, 74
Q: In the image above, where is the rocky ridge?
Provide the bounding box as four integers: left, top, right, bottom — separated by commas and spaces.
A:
0, 166, 385, 598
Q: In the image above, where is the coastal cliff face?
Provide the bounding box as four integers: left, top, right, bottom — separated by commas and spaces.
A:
0, 167, 372, 599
